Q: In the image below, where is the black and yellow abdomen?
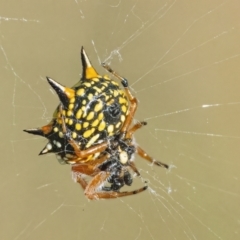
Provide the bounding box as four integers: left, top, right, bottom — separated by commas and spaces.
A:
24, 47, 128, 164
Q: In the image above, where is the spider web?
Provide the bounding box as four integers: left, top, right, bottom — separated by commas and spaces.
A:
1, 0, 240, 239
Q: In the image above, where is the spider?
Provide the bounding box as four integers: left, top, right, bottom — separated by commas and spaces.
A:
24, 47, 168, 200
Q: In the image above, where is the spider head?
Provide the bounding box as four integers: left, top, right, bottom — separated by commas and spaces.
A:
99, 155, 133, 192
98, 134, 136, 192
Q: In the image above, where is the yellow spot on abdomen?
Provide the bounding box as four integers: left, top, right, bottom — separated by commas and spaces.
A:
107, 125, 114, 134
76, 109, 83, 119
83, 122, 89, 128
113, 90, 119, 97
119, 97, 127, 104
83, 128, 95, 138
93, 86, 101, 93
68, 103, 74, 110
102, 82, 108, 87
92, 77, 100, 82
86, 111, 94, 121
99, 113, 104, 120
87, 93, 93, 100
92, 119, 99, 127
75, 123, 81, 131
121, 115, 126, 122
94, 101, 103, 112
86, 134, 100, 148
106, 98, 114, 106
59, 132, 64, 138
121, 105, 127, 113
72, 132, 77, 139
112, 81, 119, 86
77, 88, 85, 96
98, 121, 106, 132
70, 97, 75, 103
67, 110, 73, 117
84, 82, 91, 87
103, 75, 110, 80
116, 122, 121, 129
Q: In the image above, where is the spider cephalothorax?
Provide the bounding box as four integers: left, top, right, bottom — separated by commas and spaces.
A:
24, 47, 168, 200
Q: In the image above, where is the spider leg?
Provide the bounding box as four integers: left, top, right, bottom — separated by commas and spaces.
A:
72, 155, 109, 191
119, 83, 137, 133
68, 138, 108, 159
136, 145, 169, 169
71, 154, 109, 176
83, 171, 148, 200
128, 161, 141, 176
102, 63, 137, 132
126, 121, 147, 139
75, 173, 88, 189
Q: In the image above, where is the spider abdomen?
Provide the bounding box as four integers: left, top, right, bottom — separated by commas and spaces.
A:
24, 48, 128, 164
